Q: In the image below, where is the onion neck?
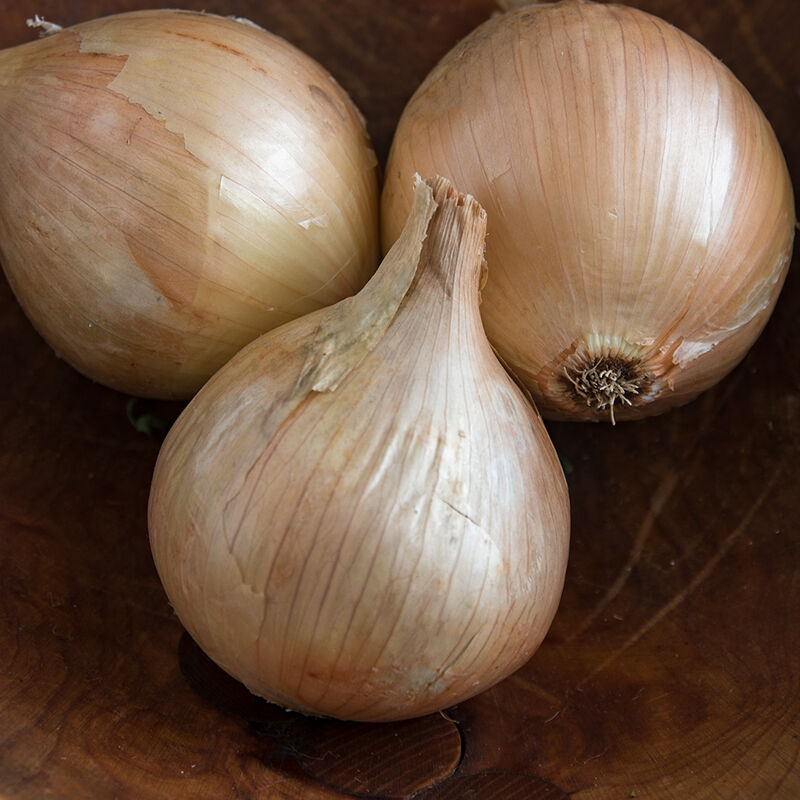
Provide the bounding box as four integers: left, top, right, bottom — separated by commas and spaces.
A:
415, 176, 487, 301
335, 175, 488, 363
283, 176, 487, 399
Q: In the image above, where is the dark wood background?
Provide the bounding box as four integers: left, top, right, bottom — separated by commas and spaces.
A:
1, 1, 798, 798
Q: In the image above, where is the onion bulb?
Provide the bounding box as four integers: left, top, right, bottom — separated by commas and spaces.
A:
381, 0, 795, 422
0, 10, 378, 399
148, 175, 570, 722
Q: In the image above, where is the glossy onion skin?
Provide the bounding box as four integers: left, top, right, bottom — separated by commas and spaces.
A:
381, 0, 795, 421
0, 10, 378, 398
148, 178, 570, 722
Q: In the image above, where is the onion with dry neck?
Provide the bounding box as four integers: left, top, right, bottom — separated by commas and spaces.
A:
0, 9, 378, 399
148, 176, 570, 723
381, 0, 795, 422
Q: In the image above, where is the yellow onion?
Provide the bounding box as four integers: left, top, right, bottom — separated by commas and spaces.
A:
148, 176, 570, 722
0, 10, 378, 398
382, 0, 795, 422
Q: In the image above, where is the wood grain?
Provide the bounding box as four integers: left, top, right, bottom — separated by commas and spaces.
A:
1, 0, 798, 798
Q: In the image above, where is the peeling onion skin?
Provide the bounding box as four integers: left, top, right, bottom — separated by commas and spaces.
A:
381, 0, 795, 422
0, 10, 379, 399
148, 176, 570, 722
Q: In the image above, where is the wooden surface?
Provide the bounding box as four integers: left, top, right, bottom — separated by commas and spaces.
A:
0, 0, 798, 798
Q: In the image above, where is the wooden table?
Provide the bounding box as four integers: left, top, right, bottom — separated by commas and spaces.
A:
1, 1, 798, 797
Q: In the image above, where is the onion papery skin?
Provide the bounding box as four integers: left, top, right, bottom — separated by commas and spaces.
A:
148, 177, 570, 722
0, 10, 379, 399
381, 0, 795, 422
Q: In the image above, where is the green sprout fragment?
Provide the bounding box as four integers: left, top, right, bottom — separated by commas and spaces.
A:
126, 397, 167, 437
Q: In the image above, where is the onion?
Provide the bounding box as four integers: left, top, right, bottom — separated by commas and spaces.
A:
381, 0, 795, 422
0, 10, 379, 399
148, 175, 570, 722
